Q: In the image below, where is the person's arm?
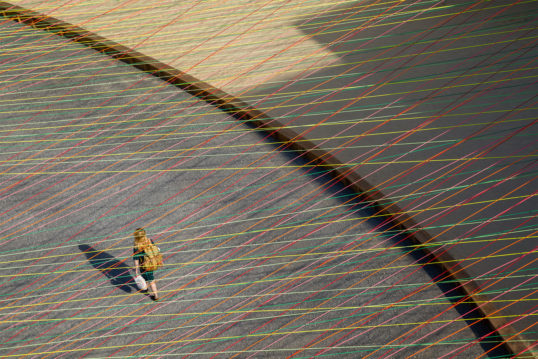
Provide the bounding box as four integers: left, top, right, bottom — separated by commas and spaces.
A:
134, 258, 140, 276
134, 247, 142, 275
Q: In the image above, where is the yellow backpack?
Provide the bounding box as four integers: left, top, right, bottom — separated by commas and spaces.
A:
142, 243, 163, 271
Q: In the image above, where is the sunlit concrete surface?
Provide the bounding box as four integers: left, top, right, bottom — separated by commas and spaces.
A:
7, 0, 342, 94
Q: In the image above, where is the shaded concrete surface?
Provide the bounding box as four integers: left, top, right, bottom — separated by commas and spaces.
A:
253, 2, 538, 350
0, 20, 505, 358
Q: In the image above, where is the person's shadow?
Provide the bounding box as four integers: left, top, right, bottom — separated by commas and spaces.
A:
79, 244, 136, 293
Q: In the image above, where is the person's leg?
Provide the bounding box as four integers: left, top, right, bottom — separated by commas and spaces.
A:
148, 280, 159, 300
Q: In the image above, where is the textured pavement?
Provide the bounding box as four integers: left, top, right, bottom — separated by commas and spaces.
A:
0, 19, 505, 358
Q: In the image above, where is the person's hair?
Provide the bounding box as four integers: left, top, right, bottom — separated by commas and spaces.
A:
133, 228, 151, 251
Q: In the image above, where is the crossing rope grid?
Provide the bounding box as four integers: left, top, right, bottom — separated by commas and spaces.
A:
0, 0, 536, 358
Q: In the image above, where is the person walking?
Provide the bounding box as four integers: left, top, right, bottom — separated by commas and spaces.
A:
133, 228, 159, 301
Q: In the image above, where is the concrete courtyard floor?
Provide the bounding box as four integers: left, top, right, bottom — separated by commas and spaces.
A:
0, 19, 507, 358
